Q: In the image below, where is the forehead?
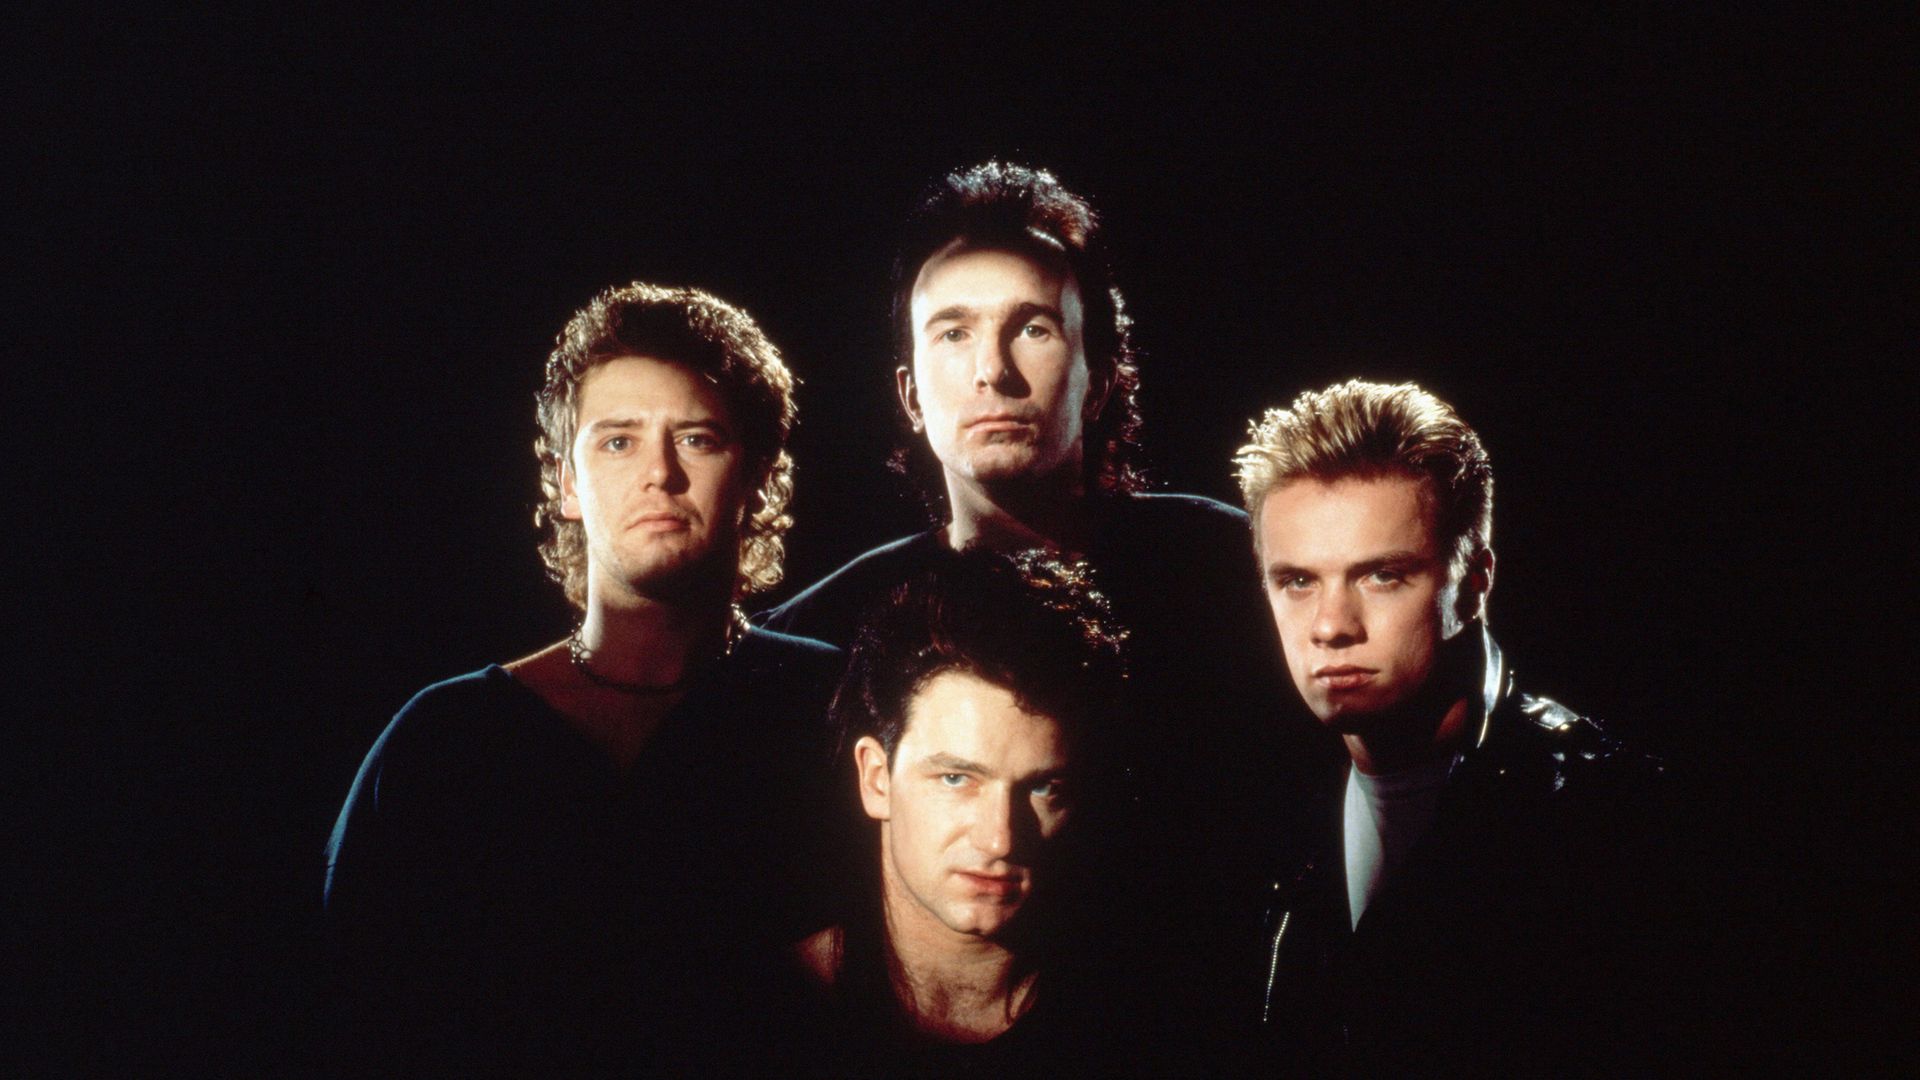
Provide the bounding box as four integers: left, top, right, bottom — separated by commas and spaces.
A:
574, 355, 732, 425
1257, 474, 1440, 564
909, 241, 1080, 313
897, 670, 1070, 767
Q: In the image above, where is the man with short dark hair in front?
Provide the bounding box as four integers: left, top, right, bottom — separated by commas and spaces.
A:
759, 162, 1330, 958
1234, 379, 1672, 1076
770, 549, 1170, 1076
323, 284, 840, 1073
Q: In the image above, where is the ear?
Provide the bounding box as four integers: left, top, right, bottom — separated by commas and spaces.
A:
895, 366, 924, 433
854, 735, 892, 822
559, 457, 582, 520
1454, 547, 1495, 625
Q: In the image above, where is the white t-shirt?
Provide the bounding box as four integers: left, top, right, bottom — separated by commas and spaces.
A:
1344, 753, 1458, 929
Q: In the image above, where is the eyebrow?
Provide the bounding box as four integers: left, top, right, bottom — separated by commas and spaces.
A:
1009, 301, 1066, 325
922, 304, 976, 331
921, 301, 1067, 332
923, 752, 989, 774
1349, 550, 1432, 574
920, 751, 1072, 784
582, 415, 731, 435
1266, 550, 1432, 580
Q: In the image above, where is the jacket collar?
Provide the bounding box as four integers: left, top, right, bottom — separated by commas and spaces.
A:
1469, 624, 1506, 753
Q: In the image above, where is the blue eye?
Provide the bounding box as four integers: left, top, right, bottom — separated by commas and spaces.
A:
939, 773, 968, 787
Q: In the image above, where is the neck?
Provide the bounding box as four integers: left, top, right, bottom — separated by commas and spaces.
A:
1345, 695, 1473, 776
880, 875, 1034, 1040
944, 470, 1094, 553
577, 587, 731, 687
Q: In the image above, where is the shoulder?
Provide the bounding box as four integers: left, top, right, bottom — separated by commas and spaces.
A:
1130, 491, 1250, 521
344, 667, 542, 808
1104, 493, 1261, 590
375, 666, 532, 753
1123, 491, 1250, 527
325, 666, 532, 908
1113, 492, 1253, 547
1479, 689, 1669, 801
755, 531, 942, 644
729, 625, 844, 681
735, 624, 841, 661
789, 924, 845, 989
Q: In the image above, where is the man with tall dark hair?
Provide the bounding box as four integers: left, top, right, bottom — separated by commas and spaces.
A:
1233, 379, 1674, 1075
324, 283, 840, 1072
759, 163, 1329, 948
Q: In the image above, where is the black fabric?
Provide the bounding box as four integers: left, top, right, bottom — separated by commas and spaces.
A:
1244, 629, 1690, 1078
321, 626, 843, 1074
748, 916, 1184, 1080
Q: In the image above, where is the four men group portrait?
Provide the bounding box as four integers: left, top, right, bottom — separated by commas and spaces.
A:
325, 162, 1683, 1076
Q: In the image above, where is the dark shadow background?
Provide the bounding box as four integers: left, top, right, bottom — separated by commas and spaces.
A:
8, 8, 1907, 1074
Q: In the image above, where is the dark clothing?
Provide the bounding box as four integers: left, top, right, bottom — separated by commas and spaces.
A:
759, 494, 1342, 951
1242, 628, 1678, 1078
753, 918, 1183, 1079
322, 627, 842, 1074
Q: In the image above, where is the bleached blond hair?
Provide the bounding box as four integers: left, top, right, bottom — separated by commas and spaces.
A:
1234, 379, 1493, 577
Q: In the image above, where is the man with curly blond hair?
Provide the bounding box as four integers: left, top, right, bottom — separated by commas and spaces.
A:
324, 283, 842, 1072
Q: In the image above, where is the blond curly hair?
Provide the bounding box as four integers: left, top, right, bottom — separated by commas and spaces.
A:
534, 283, 797, 611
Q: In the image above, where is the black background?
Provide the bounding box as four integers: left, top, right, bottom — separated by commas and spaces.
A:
10, 8, 1907, 1073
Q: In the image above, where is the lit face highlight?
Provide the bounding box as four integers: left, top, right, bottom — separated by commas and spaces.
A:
900, 243, 1098, 493
1258, 475, 1469, 730
561, 356, 753, 603
856, 670, 1075, 942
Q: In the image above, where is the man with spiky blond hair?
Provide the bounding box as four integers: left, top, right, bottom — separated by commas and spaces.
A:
1232, 379, 1671, 1076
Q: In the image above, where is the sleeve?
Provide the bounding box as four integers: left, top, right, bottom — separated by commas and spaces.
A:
317, 693, 510, 1070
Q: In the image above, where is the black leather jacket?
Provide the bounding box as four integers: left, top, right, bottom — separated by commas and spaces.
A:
1249, 627, 1672, 1077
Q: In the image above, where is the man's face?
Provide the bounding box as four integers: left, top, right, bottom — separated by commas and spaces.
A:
561, 356, 753, 603
856, 670, 1075, 942
1257, 474, 1467, 730
900, 242, 1097, 492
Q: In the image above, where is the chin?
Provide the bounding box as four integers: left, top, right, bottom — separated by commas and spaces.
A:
959, 453, 1041, 483
1321, 698, 1410, 735
622, 550, 732, 602
961, 915, 1020, 940
953, 903, 1024, 937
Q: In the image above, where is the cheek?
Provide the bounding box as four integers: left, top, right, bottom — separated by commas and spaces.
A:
1267, 595, 1310, 652
894, 796, 949, 859
1043, 358, 1090, 423
1039, 804, 1072, 839
697, 459, 753, 520
1382, 605, 1443, 677
913, 357, 965, 417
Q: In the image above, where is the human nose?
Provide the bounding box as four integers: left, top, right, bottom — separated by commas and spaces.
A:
973, 328, 1015, 391
638, 432, 685, 491
1311, 584, 1363, 648
970, 785, 1015, 861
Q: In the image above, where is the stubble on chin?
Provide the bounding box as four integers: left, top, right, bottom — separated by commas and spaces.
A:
611, 531, 740, 605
